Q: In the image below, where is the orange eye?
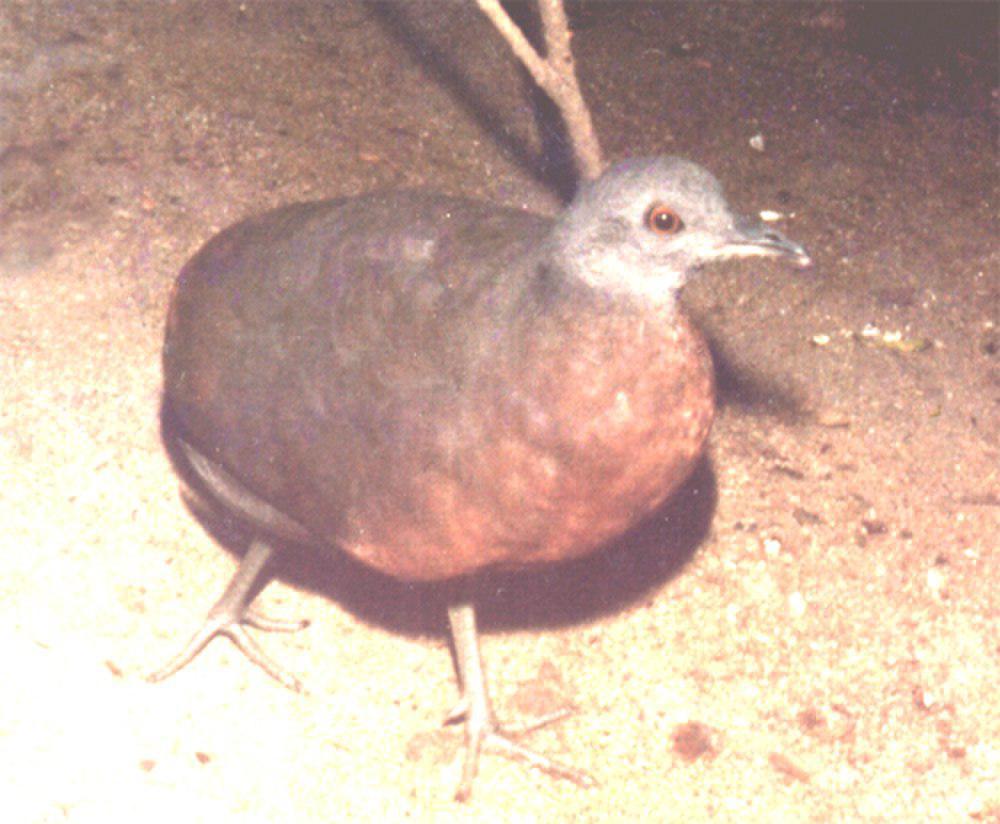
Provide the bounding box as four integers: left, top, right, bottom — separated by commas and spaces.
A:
645, 204, 684, 235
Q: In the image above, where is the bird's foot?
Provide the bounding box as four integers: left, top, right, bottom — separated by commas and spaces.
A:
147, 604, 308, 693
445, 698, 596, 801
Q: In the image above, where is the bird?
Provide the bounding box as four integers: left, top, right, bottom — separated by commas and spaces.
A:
150, 155, 810, 800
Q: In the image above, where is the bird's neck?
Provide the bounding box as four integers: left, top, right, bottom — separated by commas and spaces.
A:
514, 260, 684, 338
491, 262, 704, 410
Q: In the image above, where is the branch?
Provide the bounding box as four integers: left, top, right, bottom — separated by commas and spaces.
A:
474, 0, 604, 181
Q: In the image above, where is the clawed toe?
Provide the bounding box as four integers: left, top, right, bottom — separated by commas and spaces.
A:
244, 609, 310, 633
147, 607, 307, 693
499, 706, 573, 736
454, 714, 596, 802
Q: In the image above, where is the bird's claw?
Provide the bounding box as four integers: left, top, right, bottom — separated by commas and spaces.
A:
446, 702, 595, 801
147, 607, 307, 693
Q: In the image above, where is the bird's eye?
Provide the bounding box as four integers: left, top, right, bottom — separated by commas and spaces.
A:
645, 204, 684, 235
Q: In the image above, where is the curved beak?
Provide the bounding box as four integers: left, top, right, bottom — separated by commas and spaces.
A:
722, 218, 812, 269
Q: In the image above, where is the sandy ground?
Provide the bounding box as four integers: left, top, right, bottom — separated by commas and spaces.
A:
1, 1, 997, 821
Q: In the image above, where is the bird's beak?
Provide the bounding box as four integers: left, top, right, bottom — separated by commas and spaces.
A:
720, 218, 812, 269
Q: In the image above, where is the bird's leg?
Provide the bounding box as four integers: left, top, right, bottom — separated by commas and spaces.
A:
147, 538, 308, 692
445, 597, 596, 801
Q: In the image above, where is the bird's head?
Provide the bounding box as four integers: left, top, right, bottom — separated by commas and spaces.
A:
550, 156, 811, 307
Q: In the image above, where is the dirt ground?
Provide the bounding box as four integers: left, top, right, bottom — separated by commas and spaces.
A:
1, 2, 996, 821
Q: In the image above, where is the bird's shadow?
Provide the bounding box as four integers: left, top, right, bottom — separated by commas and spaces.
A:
161, 401, 716, 641
709, 342, 809, 423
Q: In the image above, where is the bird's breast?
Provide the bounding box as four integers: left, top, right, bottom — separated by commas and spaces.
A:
340, 307, 715, 579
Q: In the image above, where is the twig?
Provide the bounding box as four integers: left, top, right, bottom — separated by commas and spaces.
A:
474, 0, 604, 180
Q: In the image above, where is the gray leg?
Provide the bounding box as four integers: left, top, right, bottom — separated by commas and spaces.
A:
148, 538, 308, 692
446, 597, 596, 801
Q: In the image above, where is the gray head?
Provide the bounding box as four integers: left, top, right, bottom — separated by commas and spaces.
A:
550, 156, 810, 305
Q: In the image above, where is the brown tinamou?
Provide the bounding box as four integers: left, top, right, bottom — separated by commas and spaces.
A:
150, 156, 810, 799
